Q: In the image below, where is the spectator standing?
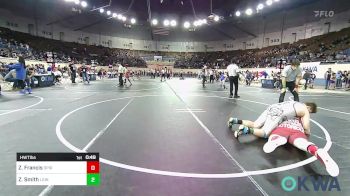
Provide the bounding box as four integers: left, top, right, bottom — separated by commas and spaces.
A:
0, 64, 6, 95
25, 66, 34, 93
346, 71, 350, 89
329, 73, 336, 90
97, 69, 103, 80
81, 64, 89, 84
167, 69, 171, 80
201, 65, 208, 87
324, 68, 332, 89
160, 67, 166, 82
303, 70, 311, 90
124, 67, 132, 86
69, 64, 77, 83
245, 70, 252, 86
335, 71, 342, 89
342, 71, 348, 89
309, 72, 316, 89
220, 71, 227, 89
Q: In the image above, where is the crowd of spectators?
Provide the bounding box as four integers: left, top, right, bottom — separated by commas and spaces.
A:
1, 26, 349, 71
0, 27, 147, 67
323, 67, 350, 90
174, 27, 350, 69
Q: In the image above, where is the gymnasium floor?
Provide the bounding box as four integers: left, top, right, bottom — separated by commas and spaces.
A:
1, 78, 349, 196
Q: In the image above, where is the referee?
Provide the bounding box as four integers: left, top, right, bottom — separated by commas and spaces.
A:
227, 60, 240, 98
279, 60, 302, 103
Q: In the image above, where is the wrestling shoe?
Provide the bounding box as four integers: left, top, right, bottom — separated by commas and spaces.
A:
233, 125, 250, 138
263, 135, 287, 153
316, 148, 339, 177
227, 117, 234, 128
227, 117, 239, 128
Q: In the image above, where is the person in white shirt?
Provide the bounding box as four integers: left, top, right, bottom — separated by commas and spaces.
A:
226, 60, 240, 98
53, 68, 63, 85
209, 69, 214, 83
118, 64, 124, 86
161, 67, 166, 82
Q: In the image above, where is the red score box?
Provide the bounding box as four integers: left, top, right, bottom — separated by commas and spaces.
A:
87, 161, 100, 173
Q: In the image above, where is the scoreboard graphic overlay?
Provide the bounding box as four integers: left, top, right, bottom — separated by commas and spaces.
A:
16, 153, 100, 186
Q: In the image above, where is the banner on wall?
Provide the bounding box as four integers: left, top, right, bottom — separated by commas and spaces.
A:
300, 62, 321, 73
154, 56, 162, 61
300, 62, 350, 79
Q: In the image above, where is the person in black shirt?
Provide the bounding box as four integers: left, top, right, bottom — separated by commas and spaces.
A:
343, 71, 348, 89
98, 69, 103, 80
324, 68, 332, 89
0, 64, 5, 95
201, 65, 207, 87
309, 72, 316, 89
69, 64, 77, 84
303, 70, 311, 90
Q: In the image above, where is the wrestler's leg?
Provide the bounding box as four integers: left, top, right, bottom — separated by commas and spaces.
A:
263, 128, 289, 153
228, 110, 267, 128
291, 133, 339, 177
233, 115, 281, 138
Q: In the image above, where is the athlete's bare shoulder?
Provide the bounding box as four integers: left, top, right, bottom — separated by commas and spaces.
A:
294, 102, 308, 116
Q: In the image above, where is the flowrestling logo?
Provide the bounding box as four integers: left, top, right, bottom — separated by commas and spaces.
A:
281, 176, 341, 192
314, 11, 334, 18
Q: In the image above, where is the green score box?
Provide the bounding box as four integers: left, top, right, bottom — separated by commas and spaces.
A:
87, 174, 100, 186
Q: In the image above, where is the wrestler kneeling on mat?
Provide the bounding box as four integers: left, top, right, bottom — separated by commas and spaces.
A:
227, 101, 316, 138
264, 118, 339, 177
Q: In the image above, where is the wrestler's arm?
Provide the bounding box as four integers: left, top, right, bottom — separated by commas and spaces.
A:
301, 112, 311, 135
